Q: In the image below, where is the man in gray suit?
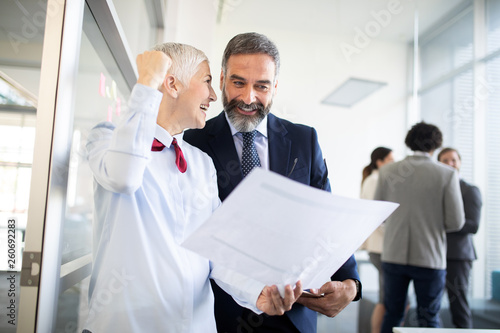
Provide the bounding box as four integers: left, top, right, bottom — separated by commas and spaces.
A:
438, 147, 482, 328
374, 122, 465, 333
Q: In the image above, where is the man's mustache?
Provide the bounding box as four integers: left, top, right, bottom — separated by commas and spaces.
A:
225, 98, 265, 113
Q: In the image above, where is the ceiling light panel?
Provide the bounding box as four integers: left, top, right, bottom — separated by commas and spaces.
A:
322, 78, 387, 107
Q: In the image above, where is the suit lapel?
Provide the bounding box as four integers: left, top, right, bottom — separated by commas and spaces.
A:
207, 113, 292, 188
207, 112, 243, 191
268, 114, 291, 176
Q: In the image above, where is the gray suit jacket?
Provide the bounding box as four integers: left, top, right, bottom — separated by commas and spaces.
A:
447, 179, 482, 261
374, 155, 465, 270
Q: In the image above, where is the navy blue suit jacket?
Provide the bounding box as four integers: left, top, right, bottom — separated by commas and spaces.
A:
185, 112, 360, 333
446, 179, 482, 261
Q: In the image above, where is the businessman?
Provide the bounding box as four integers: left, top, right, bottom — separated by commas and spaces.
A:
374, 122, 465, 332
438, 147, 482, 328
185, 32, 360, 333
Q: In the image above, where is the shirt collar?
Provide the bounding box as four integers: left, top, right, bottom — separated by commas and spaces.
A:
155, 124, 185, 148
224, 112, 268, 138
413, 151, 431, 157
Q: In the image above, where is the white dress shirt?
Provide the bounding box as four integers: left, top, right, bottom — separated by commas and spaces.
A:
225, 112, 269, 170
413, 151, 432, 157
85, 84, 263, 333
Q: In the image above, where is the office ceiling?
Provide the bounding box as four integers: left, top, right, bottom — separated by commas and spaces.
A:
0, 0, 464, 62
0, 0, 464, 105
217, 0, 463, 43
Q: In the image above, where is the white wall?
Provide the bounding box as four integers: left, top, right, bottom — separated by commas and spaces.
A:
164, 0, 218, 62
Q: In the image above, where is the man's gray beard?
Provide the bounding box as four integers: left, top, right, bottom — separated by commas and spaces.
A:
222, 86, 272, 133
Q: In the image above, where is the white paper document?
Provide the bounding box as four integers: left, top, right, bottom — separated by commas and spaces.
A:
182, 168, 399, 290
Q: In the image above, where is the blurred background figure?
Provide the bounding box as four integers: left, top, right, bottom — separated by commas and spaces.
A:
438, 148, 483, 328
361, 147, 394, 333
375, 122, 465, 333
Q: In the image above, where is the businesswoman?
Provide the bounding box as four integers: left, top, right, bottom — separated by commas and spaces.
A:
361, 147, 394, 333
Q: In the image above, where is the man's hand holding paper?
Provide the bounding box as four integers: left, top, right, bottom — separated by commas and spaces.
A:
183, 169, 398, 305
298, 280, 357, 318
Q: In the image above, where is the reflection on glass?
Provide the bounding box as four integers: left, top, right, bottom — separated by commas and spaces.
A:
420, 9, 473, 87
55, 3, 131, 331
60, 6, 131, 266
112, 0, 156, 57
487, 0, 500, 54
56, 278, 90, 333
0, 78, 35, 107
485, 55, 500, 299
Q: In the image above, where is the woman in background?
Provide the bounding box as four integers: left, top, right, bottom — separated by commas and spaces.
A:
361, 147, 394, 333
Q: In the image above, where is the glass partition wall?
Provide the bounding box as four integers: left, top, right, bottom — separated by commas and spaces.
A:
0, 1, 46, 332
0, 0, 164, 332
53, 4, 133, 331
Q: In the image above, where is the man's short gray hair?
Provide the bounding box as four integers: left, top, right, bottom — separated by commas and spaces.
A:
153, 42, 208, 86
222, 32, 280, 79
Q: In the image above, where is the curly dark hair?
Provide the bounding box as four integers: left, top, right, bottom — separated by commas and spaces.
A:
405, 122, 443, 152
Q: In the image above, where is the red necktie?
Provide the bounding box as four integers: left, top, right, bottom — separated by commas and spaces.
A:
171, 138, 187, 173
151, 138, 187, 173
151, 138, 165, 151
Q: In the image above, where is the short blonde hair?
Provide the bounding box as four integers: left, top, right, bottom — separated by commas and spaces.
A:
152, 42, 208, 86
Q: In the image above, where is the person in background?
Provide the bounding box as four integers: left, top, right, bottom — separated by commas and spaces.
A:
374, 122, 465, 333
185, 32, 361, 333
360, 147, 394, 333
438, 147, 482, 328
84, 43, 301, 333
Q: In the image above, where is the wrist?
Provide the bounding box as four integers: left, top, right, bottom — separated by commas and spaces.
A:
350, 279, 362, 302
